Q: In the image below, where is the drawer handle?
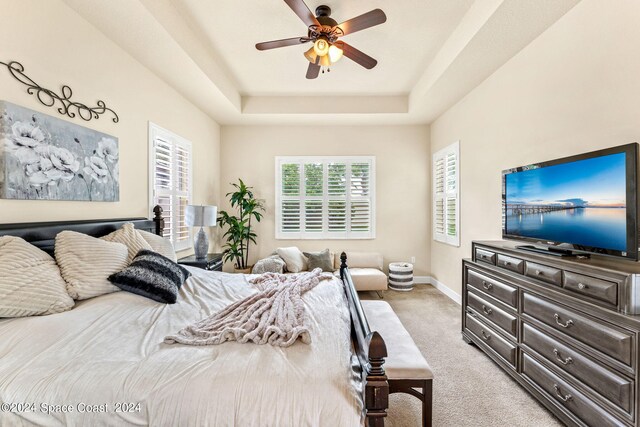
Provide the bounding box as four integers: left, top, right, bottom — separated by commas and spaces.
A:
504, 261, 511, 266
482, 281, 493, 290
553, 384, 573, 402
481, 330, 491, 341
577, 283, 587, 290
482, 305, 493, 316
535, 270, 544, 276
553, 349, 573, 365
554, 314, 574, 328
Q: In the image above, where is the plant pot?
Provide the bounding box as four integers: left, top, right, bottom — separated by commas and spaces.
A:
234, 266, 253, 274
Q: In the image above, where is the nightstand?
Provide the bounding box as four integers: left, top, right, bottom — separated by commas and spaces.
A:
178, 253, 223, 271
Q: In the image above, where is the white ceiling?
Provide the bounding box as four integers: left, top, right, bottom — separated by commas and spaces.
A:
62, 0, 582, 125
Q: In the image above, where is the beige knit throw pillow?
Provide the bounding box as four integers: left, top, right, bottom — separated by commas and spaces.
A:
0, 236, 75, 317
55, 231, 128, 300
101, 222, 153, 264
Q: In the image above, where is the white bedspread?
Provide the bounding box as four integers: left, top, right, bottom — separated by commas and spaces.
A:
0, 267, 362, 427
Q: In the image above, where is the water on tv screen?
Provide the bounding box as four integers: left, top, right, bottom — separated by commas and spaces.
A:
504, 152, 627, 252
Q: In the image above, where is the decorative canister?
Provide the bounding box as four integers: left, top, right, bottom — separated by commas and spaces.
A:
388, 262, 414, 291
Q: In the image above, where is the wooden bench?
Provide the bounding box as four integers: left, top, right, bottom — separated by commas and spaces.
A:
362, 300, 433, 427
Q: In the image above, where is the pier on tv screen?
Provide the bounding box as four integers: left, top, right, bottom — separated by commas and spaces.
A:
504, 152, 627, 252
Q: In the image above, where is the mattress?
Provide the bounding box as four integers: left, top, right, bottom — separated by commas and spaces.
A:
0, 267, 362, 426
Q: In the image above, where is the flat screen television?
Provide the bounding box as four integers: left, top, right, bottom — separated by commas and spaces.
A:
502, 143, 639, 260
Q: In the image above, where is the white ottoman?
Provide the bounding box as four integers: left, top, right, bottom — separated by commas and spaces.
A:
389, 262, 414, 291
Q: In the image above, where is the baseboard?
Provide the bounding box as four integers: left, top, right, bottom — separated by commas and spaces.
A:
416, 276, 461, 305
413, 276, 431, 285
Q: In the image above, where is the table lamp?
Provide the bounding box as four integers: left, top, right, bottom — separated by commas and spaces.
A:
185, 205, 217, 259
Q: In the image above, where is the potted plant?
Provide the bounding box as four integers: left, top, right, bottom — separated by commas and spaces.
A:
217, 179, 265, 273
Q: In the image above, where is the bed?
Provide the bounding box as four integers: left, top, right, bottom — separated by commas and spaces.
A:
0, 206, 389, 426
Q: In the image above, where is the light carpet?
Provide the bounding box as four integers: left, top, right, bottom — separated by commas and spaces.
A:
361, 285, 562, 427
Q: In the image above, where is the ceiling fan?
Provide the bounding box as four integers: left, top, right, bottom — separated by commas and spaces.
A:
255, 0, 387, 79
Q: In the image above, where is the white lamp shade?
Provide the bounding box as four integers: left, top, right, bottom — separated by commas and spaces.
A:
185, 205, 217, 227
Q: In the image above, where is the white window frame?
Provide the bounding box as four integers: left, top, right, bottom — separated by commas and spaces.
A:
433, 141, 460, 247
275, 156, 376, 240
148, 122, 193, 251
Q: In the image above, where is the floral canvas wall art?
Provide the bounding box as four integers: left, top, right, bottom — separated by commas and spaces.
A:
0, 100, 119, 201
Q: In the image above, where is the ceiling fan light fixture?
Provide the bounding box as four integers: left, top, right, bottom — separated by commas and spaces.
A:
328, 44, 343, 63
318, 54, 331, 67
304, 46, 318, 64
306, 45, 332, 68
313, 38, 330, 56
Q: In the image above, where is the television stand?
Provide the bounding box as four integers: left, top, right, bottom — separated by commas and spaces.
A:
516, 244, 586, 258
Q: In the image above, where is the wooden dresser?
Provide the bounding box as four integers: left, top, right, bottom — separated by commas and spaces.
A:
463, 241, 640, 427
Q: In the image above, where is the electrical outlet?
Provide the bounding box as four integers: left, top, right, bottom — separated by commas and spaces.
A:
411, 256, 416, 264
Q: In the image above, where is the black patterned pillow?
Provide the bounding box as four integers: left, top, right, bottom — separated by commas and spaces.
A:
108, 250, 191, 304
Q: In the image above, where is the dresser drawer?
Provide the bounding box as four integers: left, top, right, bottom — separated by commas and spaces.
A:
522, 293, 633, 366
467, 269, 518, 308
497, 254, 524, 274
564, 271, 618, 306
522, 322, 633, 413
465, 314, 516, 367
521, 353, 625, 427
475, 248, 496, 265
467, 290, 517, 338
525, 262, 562, 287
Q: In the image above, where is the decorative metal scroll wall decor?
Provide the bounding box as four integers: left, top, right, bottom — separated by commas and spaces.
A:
0, 60, 119, 123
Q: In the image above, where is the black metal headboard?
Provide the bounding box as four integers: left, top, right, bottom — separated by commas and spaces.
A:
0, 206, 165, 256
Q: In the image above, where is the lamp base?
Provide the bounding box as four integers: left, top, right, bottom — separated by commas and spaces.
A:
194, 227, 209, 260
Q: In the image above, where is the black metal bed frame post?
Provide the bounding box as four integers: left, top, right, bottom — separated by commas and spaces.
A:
153, 205, 164, 236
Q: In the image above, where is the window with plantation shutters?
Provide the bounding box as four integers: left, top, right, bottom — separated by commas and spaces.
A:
433, 141, 460, 246
149, 123, 193, 251
276, 156, 375, 239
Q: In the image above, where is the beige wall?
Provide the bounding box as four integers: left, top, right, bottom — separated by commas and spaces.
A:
0, 0, 220, 234
220, 125, 431, 275
430, 0, 640, 296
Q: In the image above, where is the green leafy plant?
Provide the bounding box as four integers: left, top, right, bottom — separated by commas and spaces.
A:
217, 179, 265, 270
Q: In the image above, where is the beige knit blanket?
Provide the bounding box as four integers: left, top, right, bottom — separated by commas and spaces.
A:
164, 268, 332, 347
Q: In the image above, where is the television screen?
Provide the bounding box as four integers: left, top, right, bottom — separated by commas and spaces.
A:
502, 143, 638, 259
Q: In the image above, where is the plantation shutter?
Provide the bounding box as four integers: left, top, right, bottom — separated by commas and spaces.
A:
153, 137, 173, 240
350, 162, 371, 233
149, 123, 193, 251
280, 163, 301, 233
304, 163, 323, 234
433, 141, 460, 246
276, 157, 375, 239
174, 143, 191, 248
328, 162, 347, 232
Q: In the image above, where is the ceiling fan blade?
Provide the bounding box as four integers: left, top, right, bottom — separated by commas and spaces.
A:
284, 0, 321, 28
306, 61, 320, 79
335, 9, 387, 36
341, 42, 378, 69
256, 37, 309, 51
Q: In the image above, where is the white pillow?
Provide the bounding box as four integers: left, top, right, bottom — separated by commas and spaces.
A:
101, 223, 152, 264
0, 236, 74, 317
138, 230, 177, 262
276, 247, 308, 273
252, 255, 286, 274
55, 231, 128, 300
